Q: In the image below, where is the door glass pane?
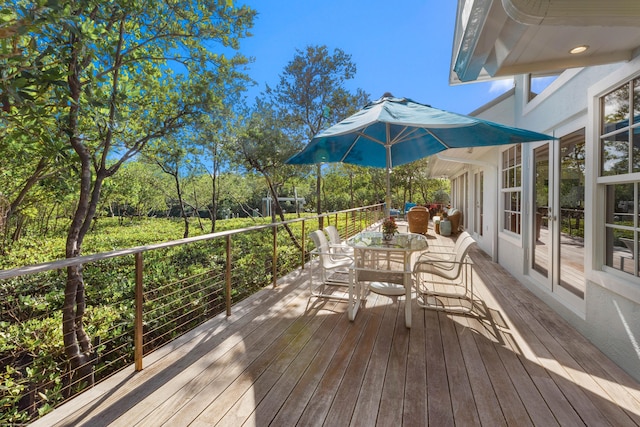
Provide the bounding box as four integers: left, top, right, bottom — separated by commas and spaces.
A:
558, 133, 585, 298
533, 145, 549, 277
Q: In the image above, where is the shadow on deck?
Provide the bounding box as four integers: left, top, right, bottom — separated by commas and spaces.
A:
34, 232, 640, 427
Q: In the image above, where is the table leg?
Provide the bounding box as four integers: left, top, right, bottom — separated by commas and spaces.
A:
404, 256, 412, 328
348, 267, 358, 321
405, 274, 412, 328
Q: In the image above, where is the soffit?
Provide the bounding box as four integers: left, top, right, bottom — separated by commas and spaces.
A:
451, 0, 640, 84
425, 146, 494, 178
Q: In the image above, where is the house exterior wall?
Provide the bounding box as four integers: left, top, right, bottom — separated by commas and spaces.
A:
468, 57, 640, 381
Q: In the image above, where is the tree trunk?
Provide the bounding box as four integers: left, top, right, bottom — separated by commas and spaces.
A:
172, 173, 189, 239
264, 173, 301, 251
191, 189, 204, 232
6, 157, 50, 243
62, 264, 94, 390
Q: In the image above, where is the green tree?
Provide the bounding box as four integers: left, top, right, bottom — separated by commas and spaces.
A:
103, 161, 167, 220
0, 3, 77, 245
194, 111, 238, 232
145, 132, 200, 238
3, 0, 255, 388
235, 101, 303, 247
264, 45, 369, 225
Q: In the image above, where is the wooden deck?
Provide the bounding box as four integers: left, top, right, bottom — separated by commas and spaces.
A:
34, 231, 640, 427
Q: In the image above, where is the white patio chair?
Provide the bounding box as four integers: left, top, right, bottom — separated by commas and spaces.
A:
324, 225, 353, 255
413, 235, 476, 313
349, 245, 408, 321
415, 231, 472, 271
309, 230, 354, 301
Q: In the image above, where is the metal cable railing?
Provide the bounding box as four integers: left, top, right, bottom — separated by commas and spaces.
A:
0, 204, 384, 424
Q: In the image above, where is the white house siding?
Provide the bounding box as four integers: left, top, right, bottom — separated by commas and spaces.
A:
467, 57, 640, 381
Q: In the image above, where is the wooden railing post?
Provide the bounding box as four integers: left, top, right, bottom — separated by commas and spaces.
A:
134, 252, 143, 371
225, 235, 232, 316
344, 212, 348, 238
301, 220, 306, 270
272, 225, 278, 288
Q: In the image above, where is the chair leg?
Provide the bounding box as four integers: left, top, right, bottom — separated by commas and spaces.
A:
415, 263, 474, 314
309, 257, 350, 301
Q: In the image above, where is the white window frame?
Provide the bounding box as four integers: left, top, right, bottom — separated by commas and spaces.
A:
500, 145, 522, 238
590, 58, 640, 305
598, 77, 640, 278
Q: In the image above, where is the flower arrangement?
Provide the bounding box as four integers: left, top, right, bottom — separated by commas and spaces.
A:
382, 216, 398, 235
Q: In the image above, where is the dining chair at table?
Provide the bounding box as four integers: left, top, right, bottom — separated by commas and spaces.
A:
309, 230, 354, 302
346, 232, 428, 326
416, 231, 472, 270
324, 225, 353, 255
413, 234, 476, 314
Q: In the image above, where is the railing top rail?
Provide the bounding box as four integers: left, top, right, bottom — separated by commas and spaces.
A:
0, 204, 382, 280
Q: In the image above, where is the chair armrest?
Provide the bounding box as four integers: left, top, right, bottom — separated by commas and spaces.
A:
424, 244, 456, 251
310, 247, 354, 261
413, 256, 473, 271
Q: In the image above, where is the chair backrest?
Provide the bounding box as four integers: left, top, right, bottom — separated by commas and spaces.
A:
448, 209, 463, 233
452, 231, 472, 253
410, 205, 428, 212
414, 234, 476, 280
310, 230, 332, 266
324, 225, 342, 245
408, 209, 430, 234
310, 230, 330, 253
454, 235, 476, 265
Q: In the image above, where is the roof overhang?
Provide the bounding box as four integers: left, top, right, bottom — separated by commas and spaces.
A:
426, 146, 496, 178
450, 0, 640, 85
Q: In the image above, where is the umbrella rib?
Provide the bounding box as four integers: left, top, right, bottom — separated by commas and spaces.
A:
424, 128, 452, 149
391, 126, 421, 144
339, 130, 386, 162
339, 133, 367, 162
353, 131, 386, 145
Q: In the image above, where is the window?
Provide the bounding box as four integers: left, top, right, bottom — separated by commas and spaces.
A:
528, 73, 560, 101
600, 77, 640, 276
501, 145, 522, 235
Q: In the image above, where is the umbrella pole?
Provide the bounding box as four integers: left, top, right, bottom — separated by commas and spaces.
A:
385, 126, 392, 218
385, 169, 391, 218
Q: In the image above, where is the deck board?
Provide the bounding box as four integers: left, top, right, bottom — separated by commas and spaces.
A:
33, 230, 640, 427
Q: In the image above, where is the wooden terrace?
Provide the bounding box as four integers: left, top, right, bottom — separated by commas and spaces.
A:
33, 227, 640, 426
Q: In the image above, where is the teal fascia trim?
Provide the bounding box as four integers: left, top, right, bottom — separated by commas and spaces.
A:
453, 0, 493, 82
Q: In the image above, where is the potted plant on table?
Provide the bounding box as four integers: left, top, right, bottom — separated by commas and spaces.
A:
382, 217, 398, 241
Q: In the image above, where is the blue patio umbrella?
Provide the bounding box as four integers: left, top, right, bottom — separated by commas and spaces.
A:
286, 95, 555, 216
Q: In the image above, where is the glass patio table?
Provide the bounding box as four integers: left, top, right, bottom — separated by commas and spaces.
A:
345, 231, 428, 327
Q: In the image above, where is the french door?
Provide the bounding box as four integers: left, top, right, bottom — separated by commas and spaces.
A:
474, 171, 483, 236
531, 130, 585, 300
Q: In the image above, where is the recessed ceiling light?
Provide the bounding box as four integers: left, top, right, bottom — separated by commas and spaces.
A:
569, 45, 589, 54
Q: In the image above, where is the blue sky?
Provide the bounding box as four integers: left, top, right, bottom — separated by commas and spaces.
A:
235, 0, 514, 115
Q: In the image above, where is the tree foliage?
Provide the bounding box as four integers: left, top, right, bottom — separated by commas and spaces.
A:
263, 45, 370, 220
1, 0, 255, 388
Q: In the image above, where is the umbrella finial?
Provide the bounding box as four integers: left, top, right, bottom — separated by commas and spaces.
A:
382, 92, 393, 98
